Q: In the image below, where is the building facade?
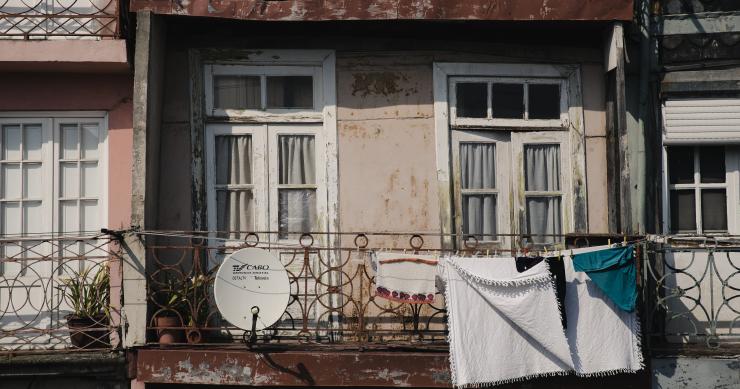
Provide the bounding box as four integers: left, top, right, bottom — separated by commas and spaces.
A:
1, 0, 739, 388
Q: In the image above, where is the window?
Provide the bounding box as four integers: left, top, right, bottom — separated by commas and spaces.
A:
206, 65, 322, 119
0, 114, 107, 271
436, 63, 581, 250
450, 77, 567, 128
665, 146, 735, 234
204, 52, 335, 243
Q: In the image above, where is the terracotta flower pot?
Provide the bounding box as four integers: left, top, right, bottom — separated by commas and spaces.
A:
155, 315, 186, 344
66, 314, 110, 349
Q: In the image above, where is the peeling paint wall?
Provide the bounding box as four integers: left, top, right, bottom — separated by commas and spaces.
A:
337, 55, 439, 247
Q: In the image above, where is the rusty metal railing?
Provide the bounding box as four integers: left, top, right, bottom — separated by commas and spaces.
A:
141, 230, 740, 353
0, 0, 119, 38
0, 233, 122, 353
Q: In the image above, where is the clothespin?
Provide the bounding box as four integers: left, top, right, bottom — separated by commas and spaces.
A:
486, 249, 490, 257
608, 238, 612, 246
544, 246, 549, 257
623, 235, 628, 246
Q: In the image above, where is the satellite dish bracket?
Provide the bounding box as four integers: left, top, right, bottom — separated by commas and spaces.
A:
248, 305, 260, 344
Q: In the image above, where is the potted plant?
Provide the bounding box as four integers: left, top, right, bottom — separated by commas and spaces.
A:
154, 274, 211, 344
58, 265, 110, 349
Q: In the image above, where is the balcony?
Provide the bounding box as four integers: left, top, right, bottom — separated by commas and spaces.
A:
0, 0, 120, 38
0, 233, 121, 353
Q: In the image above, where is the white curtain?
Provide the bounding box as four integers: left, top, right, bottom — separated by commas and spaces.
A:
460, 144, 497, 239
278, 136, 316, 238
213, 76, 260, 109
524, 145, 561, 244
215, 136, 253, 238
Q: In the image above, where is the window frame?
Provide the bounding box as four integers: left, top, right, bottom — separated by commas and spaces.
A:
0, 111, 108, 276
449, 76, 569, 129
434, 63, 584, 250
451, 130, 512, 248
205, 64, 324, 121
200, 50, 337, 246
661, 145, 740, 235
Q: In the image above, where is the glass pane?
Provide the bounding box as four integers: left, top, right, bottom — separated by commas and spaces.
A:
525, 196, 562, 244
491, 83, 524, 119
216, 190, 254, 239
2, 163, 20, 199
525, 144, 560, 191
279, 135, 315, 185
80, 200, 98, 232
266, 76, 314, 109
278, 189, 316, 239
81, 162, 98, 197
462, 194, 497, 240
60, 200, 79, 232
702, 189, 727, 231
528, 84, 561, 119
668, 146, 694, 184
23, 201, 42, 234
81, 124, 99, 159
61, 124, 78, 160
670, 190, 696, 232
699, 146, 725, 183
23, 125, 42, 160
23, 163, 41, 199
60, 162, 79, 198
455, 83, 487, 118
3, 125, 21, 161
2, 202, 21, 235
215, 136, 252, 185
213, 75, 261, 109
460, 143, 495, 189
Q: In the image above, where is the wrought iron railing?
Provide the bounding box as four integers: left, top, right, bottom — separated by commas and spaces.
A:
643, 238, 740, 351
141, 231, 740, 353
0, 0, 119, 38
0, 233, 121, 352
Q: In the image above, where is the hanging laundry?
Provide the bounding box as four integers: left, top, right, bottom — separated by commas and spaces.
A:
572, 245, 636, 312
516, 256, 567, 328
563, 245, 643, 376
440, 256, 573, 387
373, 252, 438, 303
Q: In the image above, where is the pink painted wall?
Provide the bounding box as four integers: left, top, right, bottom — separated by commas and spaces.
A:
0, 72, 134, 230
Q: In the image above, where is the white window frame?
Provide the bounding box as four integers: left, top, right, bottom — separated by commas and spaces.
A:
451, 131, 512, 248
511, 131, 572, 246
433, 63, 585, 249
205, 65, 324, 121
202, 50, 338, 246
0, 111, 109, 241
661, 145, 740, 235
450, 76, 569, 129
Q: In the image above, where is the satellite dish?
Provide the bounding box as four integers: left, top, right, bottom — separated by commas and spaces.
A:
214, 248, 290, 331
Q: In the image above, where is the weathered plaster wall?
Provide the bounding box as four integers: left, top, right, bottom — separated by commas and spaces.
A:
336, 54, 439, 245
582, 63, 609, 233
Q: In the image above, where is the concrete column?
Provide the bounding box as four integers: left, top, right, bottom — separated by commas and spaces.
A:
125, 10, 166, 347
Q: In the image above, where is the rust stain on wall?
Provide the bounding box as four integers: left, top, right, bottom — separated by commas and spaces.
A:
351, 72, 418, 98
130, 0, 634, 21
136, 349, 451, 386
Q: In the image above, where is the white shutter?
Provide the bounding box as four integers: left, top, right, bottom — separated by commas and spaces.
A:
663, 98, 740, 144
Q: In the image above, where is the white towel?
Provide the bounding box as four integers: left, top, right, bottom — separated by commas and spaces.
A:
441, 257, 574, 387
563, 245, 644, 376
374, 252, 439, 303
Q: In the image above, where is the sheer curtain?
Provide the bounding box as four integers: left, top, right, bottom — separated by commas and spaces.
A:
215, 136, 253, 238
524, 145, 561, 245
278, 135, 316, 238
213, 76, 261, 109
460, 143, 497, 239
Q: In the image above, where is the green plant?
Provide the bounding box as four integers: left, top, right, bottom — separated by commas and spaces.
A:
162, 274, 211, 327
58, 265, 110, 318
